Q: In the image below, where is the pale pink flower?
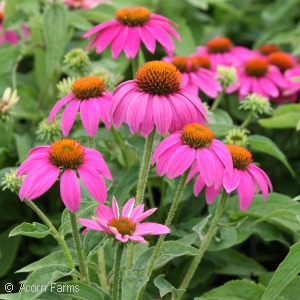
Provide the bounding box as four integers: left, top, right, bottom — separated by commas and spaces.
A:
16, 139, 112, 212
78, 197, 170, 243
196, 37, 253, 67
0, 2, 18, 45
63, 0, 110, 9
83, 6, 181, 59
48, 76, 112, 137
152, 124, 233, 189
162, 55, 222, 97
193, 145, 273, 211
109, 61, 208, 137
227, 57, 288, 100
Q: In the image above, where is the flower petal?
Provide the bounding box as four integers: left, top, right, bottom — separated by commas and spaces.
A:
223, 168, 241, 193
205, 185, 222, 205
61, 99, 81, 136
60, 169, 81, 212
48, 94, 73, 122
78, 218, 104, 231
112, 196, 119, 219
153, 95, 172, 135
237, 170, 255, 211
80, 98, 101, 137
122, 197, 135, 218
197, 148, 216, 186
134, 208, 157, 223
134, 222, 170, 236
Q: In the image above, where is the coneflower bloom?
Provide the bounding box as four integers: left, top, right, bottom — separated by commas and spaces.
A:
227, 57, 288, 100
162, 55, 222, 97
48, 76, 112, 137
283, 66, 300, 97
0, 2, 18, 45
266, 52, 298, 103
63, 0, 110, 9
223, 145, 273, 211
196, 37, 253, 67
257, 44, 281, 56
78, 197, 170, 243
152, 124, 233, 187
16, 139, 112, 212
83, 6, 181, 59
110, 61, 208, 137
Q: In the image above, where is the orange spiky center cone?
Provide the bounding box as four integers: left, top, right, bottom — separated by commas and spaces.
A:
181, 123, 214, 149
108, 217, 136, 235
115, 6, 151, 26
72, 76, 106, 100
267, 52, 295, 73
245, 58, 269, 78
49, 139, 84, 169
206, 37, 233, 54
135, 61, 182, 95
226, 144, 252, 170
258, 44, 280, 56
171, 56, 211, 73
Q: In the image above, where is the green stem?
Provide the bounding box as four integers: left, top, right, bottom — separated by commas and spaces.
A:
24, 200, 77, 282
125, 129, 156, 270
131, 53, 139, 77
111, 126, 130, 169
69, 211, 90, 284
239, 111, 254, 130
88, 136, 95, 149
112, 243, 125, 300
211, 90, 225, 111
135, 129, 156, 206
175, 190, 229, 300
136, 170, 190, 300
98, 248, 110, 293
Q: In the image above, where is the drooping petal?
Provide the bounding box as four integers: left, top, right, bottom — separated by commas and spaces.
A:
83, 20, 119, 38
259, 77, 279, 98
196, 148, 216, 186
48, 94, 73, 122
111, 25, 128, 59
134, 222, 170, 236
237, 170, 255, 211
153, 95, 172, 135
124, 27, 141, 59
60, 169, 81, 212
96, 93, 112, 129
77, 165, 107, 204
210, 139, 233, 175
166, 145, 196, 179
205, 185, 222, 205
140, 94, 155, 137
80, 98, 101, 137
115, 233, 129, 243
122, 197, 135, 218
128, 235, 147, 243
223, 168, 241, 193
138, 26, 156, 53
16, 154, 49, 176
61, 99, 81, 136
194, 174, 205, 197
77, 218, 104, 231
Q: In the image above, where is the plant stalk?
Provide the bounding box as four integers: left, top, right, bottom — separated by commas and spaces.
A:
239, 111, 254, 129
112, 243, 125, 300
211, 90, 225, 111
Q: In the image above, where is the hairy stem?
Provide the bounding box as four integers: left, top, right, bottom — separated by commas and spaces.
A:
112, 243, 125, 300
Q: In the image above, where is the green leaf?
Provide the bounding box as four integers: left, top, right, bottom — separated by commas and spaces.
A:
154, 274, 185, 298
43, 3, 68, 75
185, 0, 209, 9
18, 265, 79, 300
133, 241, 199, 272
60, 201, 99, 235
0, 294, 20, 300
248, 134, 294, 176
219, 216, 249, 228
0, 47, 20, 75
68, 11, 93, 30
16, 250, 78, 273
9, 222, 51, 238
261, 240, 300, 300
13, 133, 32, 163
51, 282, 104, 300
121, 270, 149, 300
83, 230, 106, 261
196, 279, 278, 300
0, 227, 21, 278
192, 214, 211, 239
209, 109, 237, 137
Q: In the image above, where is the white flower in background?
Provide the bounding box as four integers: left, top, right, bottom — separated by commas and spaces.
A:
0, 88, 19, 114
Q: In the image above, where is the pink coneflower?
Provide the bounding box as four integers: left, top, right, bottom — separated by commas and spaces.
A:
257, 44, 281, 56
109, 61, 208, 137
152, 124, 233, 187
48, 76, 111, 137
83, 6, 181, 59
0, 2, 18, 45
16, 139, 112, 212
266, 52, 298, 103
78, 197, 170, 243
192, 145, 273, 211
162, 55, 222, 97
227, 57, 288, 100
196, 37, 253, 67
283, 66, 300, 97
64, 0, 111, 9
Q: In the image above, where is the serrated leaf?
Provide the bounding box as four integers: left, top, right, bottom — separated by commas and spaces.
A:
16, 250, 78, 273
43, 3, 68, 75
9, 222, 51, 238
248, 134, 294, 176
19, 265, 79, 300
121, 271, 149, 300
154, 274, 185, 298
